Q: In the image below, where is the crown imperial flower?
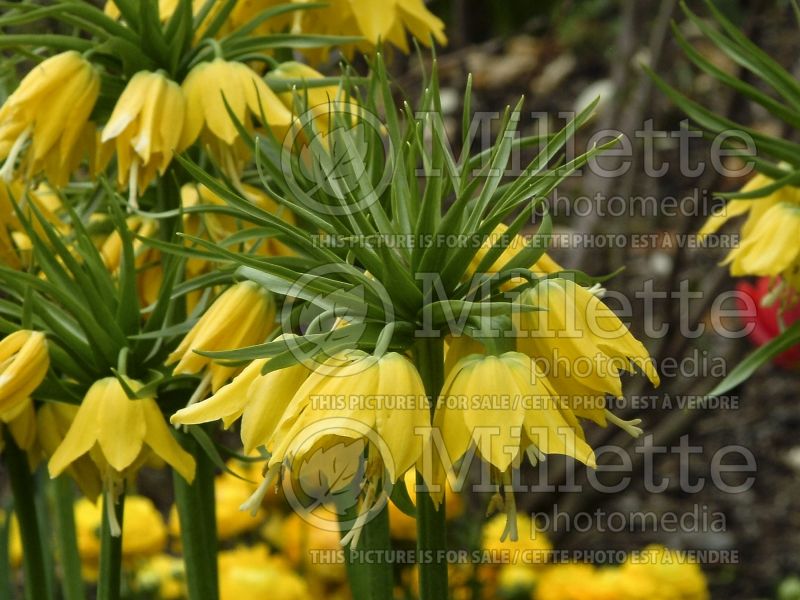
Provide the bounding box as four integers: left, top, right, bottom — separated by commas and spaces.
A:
101, 71, 186, 204
0, 330, 49, 415
166, 281, 275, 392
0, 51, 100, 184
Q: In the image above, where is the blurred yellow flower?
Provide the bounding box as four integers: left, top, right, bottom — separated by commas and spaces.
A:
75, 495, 168, 580
281, 508, 347, 585
0, 330, 49, 415
621, 545, 709, 600
218, 544, 311, 600
181, 59, 292, 179
166, 281, 275, 393
482, 513, 552, 565
0, 51, 100, 185
700, 173, 800, 302
388, 468, 463, 541
101, 71, 186, 204
134, 553, 186, 600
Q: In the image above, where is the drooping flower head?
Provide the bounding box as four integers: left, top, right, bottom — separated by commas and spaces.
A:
431, 350, 594, 540
514, 278, 659, 430
243, 350, 429, 547
0, 51, 100, 185
101, 71, 187, 205
181, 59, 292, 181
166, 281, 276, 393
48, 377, 195, 535
0, 330, 49, 415
700, 172, 800, 305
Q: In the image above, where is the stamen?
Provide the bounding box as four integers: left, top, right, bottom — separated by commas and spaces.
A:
605, 410, 643, 438
0, 127, 32, 182
500, 470, 518, 542
587, 283, 606, 298
239, 465, 279, 516
128, 160, 139, 211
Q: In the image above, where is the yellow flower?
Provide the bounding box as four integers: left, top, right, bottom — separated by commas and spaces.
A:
700, 172, 800, 300
166, 281, 275, 392
74, 495, 167, 580
435, 351, 596, 475
266, 61, 359, 137
37, 401, 103, 501
0, 51, 100, 185
254, 350, 429, 546
171, 356, 310, 454
101, 71, 186, 203
281, 507, 347, 585
0, 330, 49, 415
48, 377, 196, 528
286, 0, 446, 58
219, 544, 311, 600
181, 59, 292, 179
514, 278, 659, 428
620, 545, 709, 600
134, 554, 186, 600
535, 564, 612, 600
482, 513, 552, 565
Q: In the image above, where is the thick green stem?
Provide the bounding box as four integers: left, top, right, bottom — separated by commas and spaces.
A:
52, 477, 85, 600
3, 432, 51, 600
173, 430, 219, 600
339, 500, 393, 600
414, 338, 449, 600
97, 490, 124, 600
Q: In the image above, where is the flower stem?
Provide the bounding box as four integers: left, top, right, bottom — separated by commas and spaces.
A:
52, 476, 85, 600
97, 490, 125, 600
338, 500, 393, 600
173, 429, 219, 600
3, 432, 51, 600
413, 337, 448, 600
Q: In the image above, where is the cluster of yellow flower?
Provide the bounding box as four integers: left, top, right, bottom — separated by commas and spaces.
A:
701, 172, 800, 307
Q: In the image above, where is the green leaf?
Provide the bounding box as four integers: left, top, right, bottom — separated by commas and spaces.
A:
706, 322, 800, 397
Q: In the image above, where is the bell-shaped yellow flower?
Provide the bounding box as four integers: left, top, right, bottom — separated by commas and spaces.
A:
0, 330, 49, 415
166, 281, 275, 392
101, 71, 186, 203
514, 278, 659, 427
700, 172, 800, 301
435, 351, 595, 475
181, 59, 292, 179
249, 350, 429, 546
48, 378, 196, 503
0, 51, 100, 185
171, 356, 310, 454
37, 401, 103, 501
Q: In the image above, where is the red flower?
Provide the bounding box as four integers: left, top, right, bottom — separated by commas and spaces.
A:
735, 277, 800, 370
